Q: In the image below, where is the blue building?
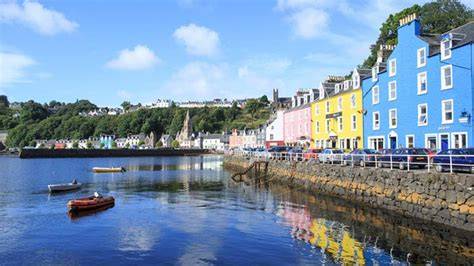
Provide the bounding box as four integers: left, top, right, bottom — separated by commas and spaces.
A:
362, 14, 474, 151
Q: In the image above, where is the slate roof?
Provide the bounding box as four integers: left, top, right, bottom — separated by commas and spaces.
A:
419, 21, 474, 56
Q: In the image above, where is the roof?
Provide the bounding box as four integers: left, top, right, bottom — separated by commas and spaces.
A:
419, 21, 474, 56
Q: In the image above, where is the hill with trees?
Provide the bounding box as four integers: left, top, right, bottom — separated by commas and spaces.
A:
0, 96, 270, 148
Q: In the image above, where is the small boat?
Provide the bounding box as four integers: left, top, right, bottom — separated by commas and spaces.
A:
67, 193, 115, 212
68, 204, 114, 220
92, 167, 126, 173
48, 180, 82, 193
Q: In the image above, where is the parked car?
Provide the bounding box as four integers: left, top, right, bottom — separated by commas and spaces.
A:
318, 149, 344, 163
288, 147, 303, 161
377, 148, 428, 169
343, 149, 380, 167
304, 149, 323, 160
432, 149, 474, 173
268, 146, 290, 159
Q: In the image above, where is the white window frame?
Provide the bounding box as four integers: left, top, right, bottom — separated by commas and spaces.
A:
326, 101, 330, 113
350, 94, 356, 108
417, 71, 428, 95
405, 135, 415, 148
351, 114, 357, 131
372, 67, 378, 81
389, 59, 396, 77
338, 117, 343, 132
441, 99, 454, 124
337, 97, 342, 111
441, 65, 453, 90
425, 133, 438, 149
315, 121, 320, 133
441, 39, 452, 60
389, 108, 397, 129
417, 103, 428, 126
417, 47, 426, 68
451, 132, 468, 149
372, 86, 379, 105
388, 81, 397, 101
315, 104, 320, 115
368, 136, 385, 150
353, 75, 360, 89
373, 111, 380, 130
325, 119, 330, 133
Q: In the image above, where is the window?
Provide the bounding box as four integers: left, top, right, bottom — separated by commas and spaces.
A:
452, 133, 467, 149
389, 59, 396, 77
418, 103, 428, 126
441, 38, 452, 60
372, 67, 378, 81
335, 84, 341, 93
315, 104, 320, 115
337, 97, 342, 111
388, 81, 397, 101
315, 122, 320, 133
406, 135, 415, 148
441, 65, 453, 90
417, 47, 426, 67
270, 134, 274, 140
350, 94, 356, 108
338, 117, 343, 131
326, 101, 330, 113
325, 119, 330, 133
372, 86, 379, 104
351, 115, 357, 131
373, 112, 380, 130
417, 72, 427, 94
389, 109, 397, 128
442, 99, 453, 124
353, 75, 360, 89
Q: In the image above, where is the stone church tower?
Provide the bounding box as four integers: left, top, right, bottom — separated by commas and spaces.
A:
176, 110, 193, 146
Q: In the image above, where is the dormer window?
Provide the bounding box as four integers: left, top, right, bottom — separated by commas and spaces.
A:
344, 80, 352, 90
441, 38, 452, 60
352, 74, 360, 89
335, 84, 340, 93
389, 59, 396, 77
372, 66, 378, 81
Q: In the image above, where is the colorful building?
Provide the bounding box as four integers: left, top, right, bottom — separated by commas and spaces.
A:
311, 73, 366, 150
283, 104, 312, 147
265, 110, 285, 148
362, 15, 474, 150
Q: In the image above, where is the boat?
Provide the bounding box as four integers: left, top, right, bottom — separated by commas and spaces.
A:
67, 193, 115, 212
92, 167, 126, 173
68, 204, 114, 220
48, 181, 82, 193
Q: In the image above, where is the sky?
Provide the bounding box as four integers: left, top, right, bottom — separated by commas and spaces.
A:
1, 0, 473, 107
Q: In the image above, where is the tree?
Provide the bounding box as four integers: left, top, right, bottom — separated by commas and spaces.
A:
171, 140, 180, 148
156, 140, 163, 147
29, 140, 37, 147
259, 95, 270, 105
111, 141, 117, 149
138, 140, 145, 146
72, 141, 79, 149
100, 142, 105, 149
244, 99, 263, 118
20, 101, 48, 123
121, 101, 131, 112
86, 141, 93, 149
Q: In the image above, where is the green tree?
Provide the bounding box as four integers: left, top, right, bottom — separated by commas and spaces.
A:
86, 141, 93, 149
259, 95, 270, 105
138, 140, 145, 146
156, 140, 163, 147
121, 101, 131, 112
72, 141, 79, 148
20, 101, 48, 123
29, 140, 37, 147
100, 142, 105, 149
171, 140, 180, 148
111, 141, 117, 149
244, 99, 262, 118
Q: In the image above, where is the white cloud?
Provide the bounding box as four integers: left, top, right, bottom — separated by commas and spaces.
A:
173, 24, 220, 56
0, 0, 78, 35
237, 57, 290, 91
0, 52, 36, 87
106, 45, 160, 70
288, 8, 328, 39
163, 62, 227, 99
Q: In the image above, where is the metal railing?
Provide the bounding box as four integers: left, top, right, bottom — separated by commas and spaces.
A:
226, 150, 474, 174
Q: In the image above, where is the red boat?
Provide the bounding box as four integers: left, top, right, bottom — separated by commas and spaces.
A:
67, 194, 115, 212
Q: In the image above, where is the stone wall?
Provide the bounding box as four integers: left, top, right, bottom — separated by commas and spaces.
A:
224, 156, 474, 232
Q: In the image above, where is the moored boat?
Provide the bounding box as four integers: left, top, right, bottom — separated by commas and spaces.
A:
92, 167, 126, 173
48, 182, 82, 193
67, 193, 115, 212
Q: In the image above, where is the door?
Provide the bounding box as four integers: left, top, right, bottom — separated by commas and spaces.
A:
390, 136, 397, 149
440, 134, 449, 150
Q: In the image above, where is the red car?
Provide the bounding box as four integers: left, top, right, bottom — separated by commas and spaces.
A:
304, 149, 322, 160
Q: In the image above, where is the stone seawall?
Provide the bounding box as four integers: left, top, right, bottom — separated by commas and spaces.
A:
19, 148, 210, 158
224, 156, 474, 232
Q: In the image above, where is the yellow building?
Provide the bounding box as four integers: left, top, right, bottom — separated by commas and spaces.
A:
311, 71, 369, 150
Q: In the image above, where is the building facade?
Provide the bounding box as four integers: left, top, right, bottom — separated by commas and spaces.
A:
283, 104, 311, 147
265, 110, 285, 148
311, 74, 365, 150
363, 16, 473, 150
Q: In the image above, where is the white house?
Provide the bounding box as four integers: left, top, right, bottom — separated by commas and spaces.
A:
265, 110, 285, 148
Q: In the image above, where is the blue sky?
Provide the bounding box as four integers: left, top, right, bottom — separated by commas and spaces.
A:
1, 0, 473, 107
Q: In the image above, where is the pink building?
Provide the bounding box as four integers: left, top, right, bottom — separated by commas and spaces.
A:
283, 104, 311, 147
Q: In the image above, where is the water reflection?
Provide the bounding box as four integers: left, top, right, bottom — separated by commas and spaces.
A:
126, 160, 222, 172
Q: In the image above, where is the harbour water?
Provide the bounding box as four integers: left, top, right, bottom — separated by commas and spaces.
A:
0, 155, 472, 265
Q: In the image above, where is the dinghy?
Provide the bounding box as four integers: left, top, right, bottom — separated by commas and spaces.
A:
48, 180, 82, 193
92, 167, 126, 173
67, 192, 115, 212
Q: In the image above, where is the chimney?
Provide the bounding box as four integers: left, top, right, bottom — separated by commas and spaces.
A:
376, 45, 395, 63
398, 13, 421, 41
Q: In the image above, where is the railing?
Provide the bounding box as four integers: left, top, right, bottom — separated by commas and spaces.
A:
226, 150, 474, 174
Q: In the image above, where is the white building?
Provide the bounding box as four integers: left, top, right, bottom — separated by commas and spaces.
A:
265, 110, 285, 147
148, 99, 172, 108
159, 134, 173, 147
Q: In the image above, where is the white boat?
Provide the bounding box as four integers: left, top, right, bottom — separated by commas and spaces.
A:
48, 182, 82, 193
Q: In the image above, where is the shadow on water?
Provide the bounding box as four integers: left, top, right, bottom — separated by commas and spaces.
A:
248, 181, 474, 265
